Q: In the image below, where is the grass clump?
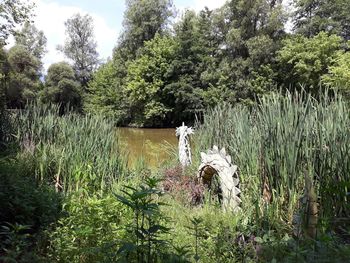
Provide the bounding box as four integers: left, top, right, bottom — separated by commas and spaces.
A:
13, 103, 127, 193
191, 90, 350, 261
1, 103, 128, 261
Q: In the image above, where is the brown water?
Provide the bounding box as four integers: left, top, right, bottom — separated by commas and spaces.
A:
117, 128, 178, 169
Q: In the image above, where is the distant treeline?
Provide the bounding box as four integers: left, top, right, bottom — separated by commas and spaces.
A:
1, 0, 350, 127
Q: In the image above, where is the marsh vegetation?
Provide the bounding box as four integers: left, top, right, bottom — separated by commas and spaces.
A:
1, 91, 350, 262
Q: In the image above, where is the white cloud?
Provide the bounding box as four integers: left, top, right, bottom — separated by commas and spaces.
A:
31, 0, 119, 71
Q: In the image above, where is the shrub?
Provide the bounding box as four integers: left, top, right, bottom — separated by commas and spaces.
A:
162, 165, 204, 205
0, 158, 62, 262
47, 193, 130, 263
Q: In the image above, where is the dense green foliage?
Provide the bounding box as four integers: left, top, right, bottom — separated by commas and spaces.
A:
119, 0, 174, 58
6, 45, 41, 108
0, 102, 127, 261
1, 0, 33, 147
0, 159, 61, 229
322, 51, 350, 96
47, 194, 128, 262
15, 21, 47, 64
277, 32, 344, 92
293, 0, 350, 39
0, 48, 10, 147
84, 60, 129, 121
2, 0, 350, 126
40, 62, 81, 110
196, 91, 350, 221
84, 0, 350, 127
125, 35, 177, 126
0, 158, 62, 262
1, 7, 44, 110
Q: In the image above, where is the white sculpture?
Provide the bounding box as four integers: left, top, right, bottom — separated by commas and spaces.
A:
198, 145, 241, 212
176, 122, 194, 167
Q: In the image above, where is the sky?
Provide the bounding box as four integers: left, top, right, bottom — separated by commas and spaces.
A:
8, 0, 291, 71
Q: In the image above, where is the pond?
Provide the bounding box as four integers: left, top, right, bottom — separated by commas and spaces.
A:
117, 128, 178, 169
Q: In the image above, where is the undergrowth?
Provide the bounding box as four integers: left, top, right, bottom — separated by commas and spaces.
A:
1, 91, 350, 262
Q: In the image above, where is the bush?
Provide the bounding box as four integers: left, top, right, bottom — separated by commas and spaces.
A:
47, 193, 130, 263
0, 158, 62, 262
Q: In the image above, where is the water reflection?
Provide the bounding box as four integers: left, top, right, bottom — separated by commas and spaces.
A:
117, 128, 178, 169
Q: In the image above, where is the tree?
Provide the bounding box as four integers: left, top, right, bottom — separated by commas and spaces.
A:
1, 0, 34, 143
118, 0, 174, 59
125, 34, 176, 126
4, 22, 46, 109
97, 0, 175, 126
41, 62, 81, 109
84, 60, 129, 123
196, 0, 286, 105
58, 13, 99, 88
0, 48, 10, 92
292, 0, 321, 37
322, 51, 350, 97
293, 0, 350, 40
110, 0, 175, 100
277, 32, 343, 93
6, 45, 41, 108
15, 21, 47, 61
165, 10, 206, 124
0, 0, 34, 46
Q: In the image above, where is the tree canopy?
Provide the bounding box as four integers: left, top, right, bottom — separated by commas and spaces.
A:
293, 0, 350, 40
58, 13, 99, 88
41, 62, 81, 110
15, 21, 47, 61
118, 0, 174, 58
6, 45, 41, 108
277, 32, 343, 93
84, 60, 129, 122
1, 0, 350, 126
0, 0, 34, 46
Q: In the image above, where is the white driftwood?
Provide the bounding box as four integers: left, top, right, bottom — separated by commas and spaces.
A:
198, 145, 241, 212
176, 122, 194, 167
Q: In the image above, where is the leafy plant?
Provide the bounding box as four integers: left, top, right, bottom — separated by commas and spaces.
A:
115, 177, 172, 262
187, 217, 204, 262
0, 223, 38, 263
0, 157, 62, 262
47, 193, 129, 263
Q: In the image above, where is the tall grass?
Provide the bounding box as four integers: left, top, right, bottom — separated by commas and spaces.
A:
195, 91, 350, 231
13, 103, 127, 194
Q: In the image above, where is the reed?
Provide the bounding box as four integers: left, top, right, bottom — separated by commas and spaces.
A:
195, 90, 350, 231
13, 103, 127, 194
